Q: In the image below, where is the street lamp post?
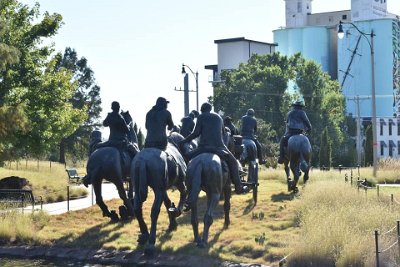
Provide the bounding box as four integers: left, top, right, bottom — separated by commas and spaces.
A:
338, 20, 377, 176
181, 63, 199, 112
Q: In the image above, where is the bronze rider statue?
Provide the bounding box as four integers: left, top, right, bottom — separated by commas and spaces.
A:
277, 100, 312, 164
180, 102, 248, 194
240, 108, 266, 164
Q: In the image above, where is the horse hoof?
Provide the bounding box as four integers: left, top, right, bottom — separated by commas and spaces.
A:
138, 233, 149, 245
119, 206, 129, 221
144, 244, 156, 256
110, 210, 119, 222
183, 203, 191, 212
168, 207, 181, 218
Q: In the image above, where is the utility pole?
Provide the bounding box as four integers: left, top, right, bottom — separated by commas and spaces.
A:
348, 95, 370, 166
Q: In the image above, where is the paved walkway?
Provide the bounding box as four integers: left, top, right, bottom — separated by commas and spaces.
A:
27, 183, 123, 215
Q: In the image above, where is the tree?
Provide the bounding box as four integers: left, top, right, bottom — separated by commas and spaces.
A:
212, 53, 294, 138
0, 1, 87, 160
0, 19, 27, 162
319, 127, 331, 169
54, 48, 102, 163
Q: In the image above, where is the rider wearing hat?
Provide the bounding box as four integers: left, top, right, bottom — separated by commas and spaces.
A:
240, 108, 266, 164
181, 102, 248, 194
277, 100, 312, 164
144, 97, 175, 150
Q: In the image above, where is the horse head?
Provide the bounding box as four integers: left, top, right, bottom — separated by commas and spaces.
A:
121, 110, 138, 143
168, 131, 193, 161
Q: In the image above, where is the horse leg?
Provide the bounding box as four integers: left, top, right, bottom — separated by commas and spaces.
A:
93, 180, 118, 222
284, 161, 292, 192
163, 191, 177, 232
223, 183, 231, 229
200, 193, 219, 248
175, 182, 187, 216
115, 179, 134, 219
290, 162, 300, 193
145, 188, 164, 255
191, 202, 201, 246
133, 196, 149, 246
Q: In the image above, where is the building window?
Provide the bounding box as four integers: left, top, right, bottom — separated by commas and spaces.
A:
380, 141, 387, 156
398, 120, 400, 135
389, 122, 393, 136
342, 14, 347, 20
380, 123, 383, 135
389, 141, 394, 157
398, 141, 400, 155
297, 2, 302, 13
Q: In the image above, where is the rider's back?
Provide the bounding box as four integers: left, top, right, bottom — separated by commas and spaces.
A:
240, 115, 257, 138
195, 112, 225, 148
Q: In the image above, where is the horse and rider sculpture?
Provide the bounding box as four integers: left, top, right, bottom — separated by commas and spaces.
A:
82, 96, 312, 253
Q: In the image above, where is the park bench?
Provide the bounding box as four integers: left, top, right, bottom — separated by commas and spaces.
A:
66, 168, 84, 183
0, 189, 35, 211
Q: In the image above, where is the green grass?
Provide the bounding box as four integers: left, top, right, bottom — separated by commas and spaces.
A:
0, 160, 88, 203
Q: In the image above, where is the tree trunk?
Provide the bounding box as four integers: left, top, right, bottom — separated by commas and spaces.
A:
59, 139, 66, 164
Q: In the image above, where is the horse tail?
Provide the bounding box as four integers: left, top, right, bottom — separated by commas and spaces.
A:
137, 159, 148, 202
188, 161, 202, 205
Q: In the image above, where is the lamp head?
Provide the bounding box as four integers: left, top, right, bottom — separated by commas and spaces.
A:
338, 21, 345, 39
181, 64, 186, 75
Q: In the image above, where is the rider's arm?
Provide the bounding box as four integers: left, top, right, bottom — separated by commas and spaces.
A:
166, 111, 174, 131
184, 116, 202, 142
103, 113, 111, 127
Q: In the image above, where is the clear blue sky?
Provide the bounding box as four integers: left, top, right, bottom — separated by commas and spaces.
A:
20, 0, 399, 134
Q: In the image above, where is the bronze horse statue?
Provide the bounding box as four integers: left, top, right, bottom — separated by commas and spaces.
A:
130, 132, 187, 255
184, 129, 234, 248
84, 110, 137, 222
283, 134, 312, 193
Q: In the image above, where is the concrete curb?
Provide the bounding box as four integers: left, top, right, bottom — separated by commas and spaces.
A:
0, 245, 270, 267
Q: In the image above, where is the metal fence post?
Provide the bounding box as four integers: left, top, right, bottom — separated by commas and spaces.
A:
397, 221, 400, 257
67, 185, 70, 212
375, 230, 380, 267
21, 195, 24, 214
91, 185, 94, 206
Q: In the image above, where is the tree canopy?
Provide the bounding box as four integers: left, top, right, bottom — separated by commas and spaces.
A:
0, 0, 100, 163
211, 53, 347, 166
